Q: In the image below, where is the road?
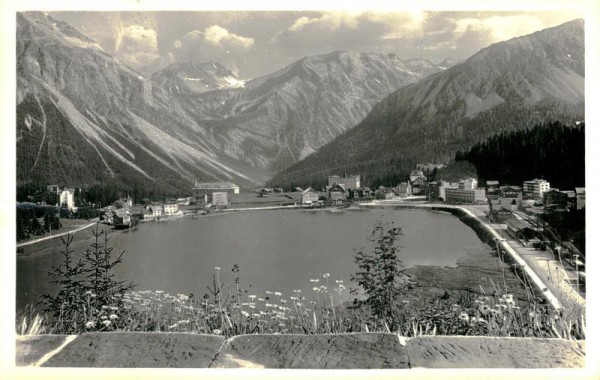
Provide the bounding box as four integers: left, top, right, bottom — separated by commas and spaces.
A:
17, 219, 99, 248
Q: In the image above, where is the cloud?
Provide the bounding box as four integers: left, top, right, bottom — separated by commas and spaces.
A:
452, 15, 546, 44
113, 24, 161, 67
288, 12, 361, 31
203, 25, 255, 48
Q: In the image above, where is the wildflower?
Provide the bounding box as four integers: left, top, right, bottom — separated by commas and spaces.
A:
339, 284, 346, 290
290, 297, 298, 301
215, 267, 221, 271
296, 302, 302, 307
275, 292, 282, 296
85, 290, 93, 296
312, 287, 320, 292
248, 295, 257, 300
101, 305, 109, 310
109, 314, 118, 320
258, 298, 265, 302
213, 329, 222, 335
310, 279, 319, 283
85, 321, 96, 329
459, 312, 469, 322
266, 303, 273, 308
101, 315, 108, 320
280, 299, 287, 304
102, 320, 111, 327
168, 324, 178, 329
156, 290, 164, 294
266, 291, 273, 295
178, 320, 190, 324
323, 273, 330, 278
335, 280, 343, 284
110, 306, 118, 311
293, 289, 302, 293
242, 311, 250, 317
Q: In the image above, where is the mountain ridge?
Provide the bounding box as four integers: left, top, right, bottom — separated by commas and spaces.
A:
268, 19, 585, 189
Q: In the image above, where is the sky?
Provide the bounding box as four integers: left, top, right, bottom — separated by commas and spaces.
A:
48, 11, 583, 79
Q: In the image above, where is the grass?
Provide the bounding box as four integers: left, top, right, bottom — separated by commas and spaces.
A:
18, 266, 585, 340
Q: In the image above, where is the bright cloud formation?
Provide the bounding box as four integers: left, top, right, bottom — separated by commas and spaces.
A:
113, 24, 161, 67
453, 15, 546, 44
203, 25, 255, 48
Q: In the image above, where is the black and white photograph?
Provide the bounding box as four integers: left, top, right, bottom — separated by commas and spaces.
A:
3, 0, 598, 377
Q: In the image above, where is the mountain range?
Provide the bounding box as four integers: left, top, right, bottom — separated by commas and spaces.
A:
16, 12, 449, 193
268, 19, 584, 189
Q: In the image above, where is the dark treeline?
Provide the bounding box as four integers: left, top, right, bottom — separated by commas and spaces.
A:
455, 122, 585, 190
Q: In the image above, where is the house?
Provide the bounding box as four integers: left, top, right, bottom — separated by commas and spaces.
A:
522, 179, 550, 199
328, 184, 347, 203
113, 209, 131, 229
543, 189, 568, 208
444, 188, 486, 204
490, 205, 513, 223
498, 186, 522, 209
486, 180, 500, 191
149, 204, 163, 218
163, 202, 179, 215
505, 218, 543, 241
59, 188, 75, 211
394, 182, 412, 198
575, 187, 585, 210
348, 187, 372, 199
458, 178, 478, 190
438, 181, 459, 201
301, 187, 319, 204
426, 181, 439, 201
212, 192, 229, 207
374, 187, 394, 200
46, 185, 60, 195
409, 170, 425, 183
410, 177, 426, 195
327, 174, 361, 190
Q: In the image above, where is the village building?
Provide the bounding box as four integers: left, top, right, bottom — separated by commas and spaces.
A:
348, 187, 372, 199
522, 179, 550, 199
543, 189, 568, 209
301, 187, 319, 205
394, 182, 412, 198
328, 184, 347, 203
575, 187, 585, 209
410, 176, 426, 195
327, 174, 360, 190
46, 185, 60, 195
192, 182, 240, 202
59, 188, 75, 211
212, 192, 229, 207
163, 202, 179, 215
505, 218, 543, 241
426, 181, 439, 201
149, 204, 163, 218
498, 186, 522, 209
437, 181, 459, 201
444, 188, 486, 204
489, 204, 514, 223
374, 187, 395, 200
458, 178, 478, 190
486, 180, 500, 191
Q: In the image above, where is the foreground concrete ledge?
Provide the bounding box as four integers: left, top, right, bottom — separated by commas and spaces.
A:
406, 336, 585, 368
39, 332, 225, 368
211, 333, 408, 368
16, 333, 585, 369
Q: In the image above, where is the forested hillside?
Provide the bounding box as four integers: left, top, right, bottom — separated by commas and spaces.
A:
455, 122, 584, 189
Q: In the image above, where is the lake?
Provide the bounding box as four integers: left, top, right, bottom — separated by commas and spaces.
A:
17, 207, 489, 311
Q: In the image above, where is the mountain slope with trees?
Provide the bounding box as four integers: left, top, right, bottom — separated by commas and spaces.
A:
268, 20, 584, 189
